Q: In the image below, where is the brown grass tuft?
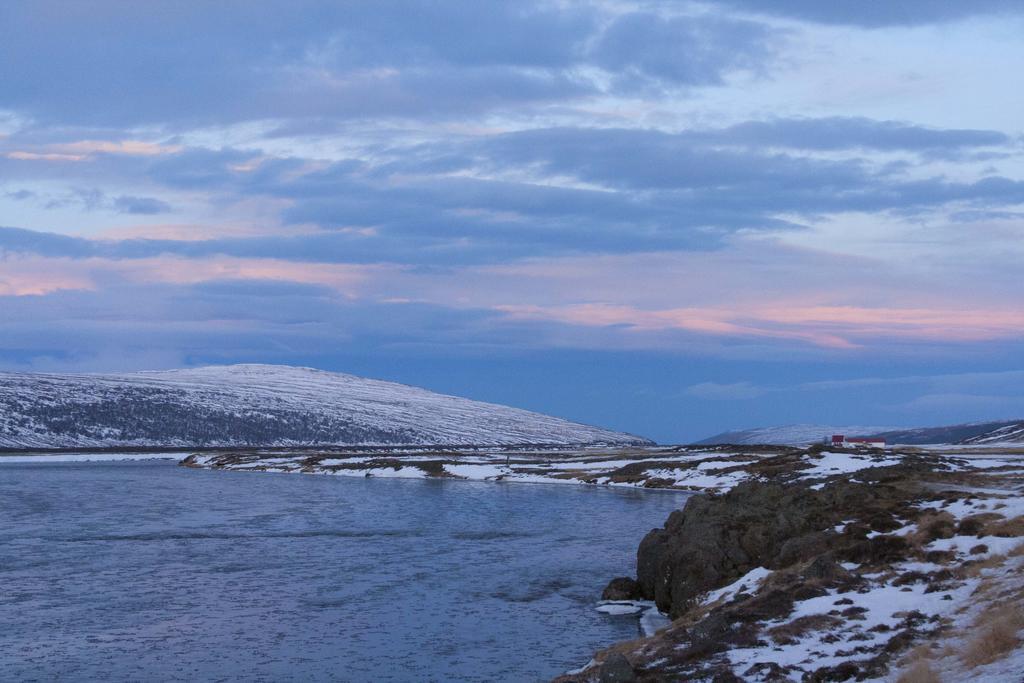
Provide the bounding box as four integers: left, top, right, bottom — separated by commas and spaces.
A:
766, 613, 842, 645
895, 659, 941, 683
962, 554, 1007, 578
960, 605, 1024, 668
984, 515, 1024, 538
907, 511, 956, 546
957, 512, 1004, 536
971, 578, 998, 598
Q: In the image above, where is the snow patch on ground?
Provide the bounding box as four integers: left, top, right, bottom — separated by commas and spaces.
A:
341, 466, 427, 479
444, 463, 508, 480
800, 451, 901, 478
702, 567, 773, 606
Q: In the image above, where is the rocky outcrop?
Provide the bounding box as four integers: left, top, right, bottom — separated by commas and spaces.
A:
632, 475, 919, 617
561, 451, 1024, 682
600, 577, 644, 601
597, 653, 636, 682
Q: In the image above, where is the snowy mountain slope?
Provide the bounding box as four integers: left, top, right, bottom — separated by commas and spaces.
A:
0, 364, 650, 448
697, 419, 1024, 446
693, 424, 895, 446
873, 420, 1023, 445
959, 420, 1024, 444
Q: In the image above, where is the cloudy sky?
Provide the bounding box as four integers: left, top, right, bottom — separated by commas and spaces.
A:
2, 1, 1023, 442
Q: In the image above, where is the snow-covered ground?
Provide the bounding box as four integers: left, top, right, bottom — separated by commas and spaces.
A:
799, 450, 902, 478
559, 447, 1024, 682
720, 489, 1024, 682
188, 446, 980, 493
184, 446, 775, 491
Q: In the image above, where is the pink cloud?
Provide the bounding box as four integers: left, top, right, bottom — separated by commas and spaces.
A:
92, 222, 317, 241
494, 301, 1024, 349
3, 235, 1022, 352
6, 151, 88, 162
0, 258, 93, 295
56, 139, 183, 156
755, 306, 1024, 342
371, 239, 1024, 350
495, 303, 861, 349
136, 256, 388, 295
0, 254, 399, 298
3, 139, 182, 163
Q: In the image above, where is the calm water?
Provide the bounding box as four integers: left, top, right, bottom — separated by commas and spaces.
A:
0, 460, 686, 682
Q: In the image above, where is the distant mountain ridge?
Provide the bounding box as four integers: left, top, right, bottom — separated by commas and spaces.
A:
693, 424, 894, 447
0, 364, 651, 448
696, 419, 1024, 446
958, 421, 1024, 445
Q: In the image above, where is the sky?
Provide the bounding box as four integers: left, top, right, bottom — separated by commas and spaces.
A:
1, 1, 1023, 443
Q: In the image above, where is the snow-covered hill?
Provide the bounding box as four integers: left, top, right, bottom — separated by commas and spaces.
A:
959, 421, 1024, 445
873, 420, 1023, 445
0, 364, 650, 448
694, 424, 895, 446
697, 420, 1024, 446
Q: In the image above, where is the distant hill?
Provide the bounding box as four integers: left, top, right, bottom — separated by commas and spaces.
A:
0, 364, 651, 449
696, 419, 1024, 446
693, 424, 894, 447
958, 421, 1024, 445
864, 421, 1024, 448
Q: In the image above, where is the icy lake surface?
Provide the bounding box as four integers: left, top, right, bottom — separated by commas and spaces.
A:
0, 459, 687, 681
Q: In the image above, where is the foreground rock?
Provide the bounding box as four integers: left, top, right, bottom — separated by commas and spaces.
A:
637, 471, 923, 617
602, 578, 644, 601
560, 448, 1024, 682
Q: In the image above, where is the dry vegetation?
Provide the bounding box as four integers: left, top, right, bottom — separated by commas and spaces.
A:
894, 659, 942, 683
962, 553, 1007, 579
766, 614, 843, 645
984, 514, 1024, 538
960, 605, 1024, 668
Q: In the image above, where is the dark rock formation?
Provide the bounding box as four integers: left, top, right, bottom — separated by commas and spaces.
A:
601, 577, 643, 601
597, 653, 635, 682
558, 454, 1008, 682
633, 476, 917, 617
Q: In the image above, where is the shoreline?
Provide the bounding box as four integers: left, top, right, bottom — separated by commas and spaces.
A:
7, 443, 1024, 680
178, 443, 1024, 680
178, 444, 804, 492
556, 447, 1024, 682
